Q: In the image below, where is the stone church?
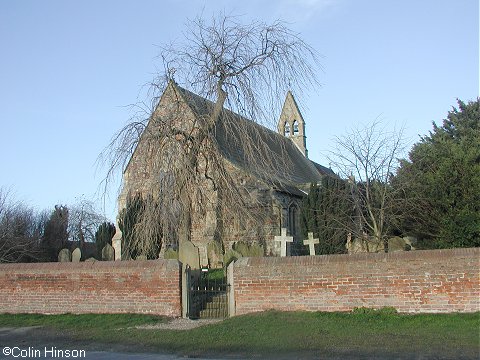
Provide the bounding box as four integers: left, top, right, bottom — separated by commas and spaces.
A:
114, 81, 334, 266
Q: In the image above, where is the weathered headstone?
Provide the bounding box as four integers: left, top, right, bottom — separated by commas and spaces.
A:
58, 248, 71, 262
346, 233, 385, 254
403, 236, 417, 250
71, 247, 82, 262
111, 224, 122, 260
84, 257, 96, 262
179, 240, 200, 269
207, 241, 223, 268
303, 232, 319, 256
274, 228, 293, 257
388, 236, 416, 252
346, 232, 352, 251
158, 245, 165, 260
101, 243, 115, 261
198, 245, 208, 267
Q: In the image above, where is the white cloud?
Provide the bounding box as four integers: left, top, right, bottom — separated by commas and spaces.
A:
274, 0, 340, 23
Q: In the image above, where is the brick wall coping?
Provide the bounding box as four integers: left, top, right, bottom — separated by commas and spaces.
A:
0, 259, 181, 272
236, 247, 480, 267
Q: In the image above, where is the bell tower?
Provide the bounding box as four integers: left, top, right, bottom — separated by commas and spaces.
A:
277, 91, 308, 157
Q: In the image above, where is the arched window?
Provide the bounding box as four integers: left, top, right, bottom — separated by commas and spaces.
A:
293, 120, 299, 135
284, 122, 291, 136
288, 204, 297, 238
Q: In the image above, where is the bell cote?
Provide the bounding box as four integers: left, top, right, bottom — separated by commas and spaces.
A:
277, 91, 308, 157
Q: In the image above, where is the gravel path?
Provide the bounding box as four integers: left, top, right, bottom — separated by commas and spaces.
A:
135, 318, 223, 330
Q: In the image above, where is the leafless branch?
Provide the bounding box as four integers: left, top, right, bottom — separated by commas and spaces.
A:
99, 13, 321, 257
328, 120, 407, 247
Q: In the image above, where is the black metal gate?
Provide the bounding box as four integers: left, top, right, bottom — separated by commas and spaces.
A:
186, 267, 229, 319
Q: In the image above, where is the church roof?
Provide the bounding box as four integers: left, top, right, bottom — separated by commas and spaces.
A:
174, 83, 335, 195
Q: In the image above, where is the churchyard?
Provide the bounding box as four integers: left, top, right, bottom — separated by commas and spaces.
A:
1, 228, 479, 358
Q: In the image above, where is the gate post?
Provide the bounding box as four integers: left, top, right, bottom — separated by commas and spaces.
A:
227, 261, 235, 317
181, 263, 189, 318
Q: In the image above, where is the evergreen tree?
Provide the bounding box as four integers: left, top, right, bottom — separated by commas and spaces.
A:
118, 195, 144, 260
301, 177, 352, 254
395, 98, 480, 248
95, 222, 116, 259
42, 205, 69, 261
118, 195, 162, 259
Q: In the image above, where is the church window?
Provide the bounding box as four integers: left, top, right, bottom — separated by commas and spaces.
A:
288, 204, 297, 238
284, 122, 291, 136
293, 120, 299, 135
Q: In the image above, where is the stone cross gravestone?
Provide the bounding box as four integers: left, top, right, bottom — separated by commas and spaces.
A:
274, 228, 293, 257
102, 243, 115, 261
58, 248, 71, 262
303, 232, 319, 256
71, 247, 82, 262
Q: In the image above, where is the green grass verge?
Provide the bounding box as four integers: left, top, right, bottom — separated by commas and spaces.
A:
0, 313, 165, 330
1, 310, 479, 358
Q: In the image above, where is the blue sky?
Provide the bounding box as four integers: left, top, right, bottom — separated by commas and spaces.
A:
0, 0, 478, 222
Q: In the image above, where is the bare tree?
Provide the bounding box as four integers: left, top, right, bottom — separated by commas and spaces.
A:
68, 198, 107, 249
0, 188, 45, 263
328, 120, 406, 251
99, 13, 321, 257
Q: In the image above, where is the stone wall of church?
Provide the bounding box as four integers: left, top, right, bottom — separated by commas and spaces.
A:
118, 87, 197, 212
121, 137, 304, 264
118, 85, 306, 265
189, 159, 303, 265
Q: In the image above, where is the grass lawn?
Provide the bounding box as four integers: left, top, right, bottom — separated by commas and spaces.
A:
0, 310, 479, 358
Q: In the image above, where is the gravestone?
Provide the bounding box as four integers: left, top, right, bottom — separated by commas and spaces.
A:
71, 247, 82, 262
102, 243, 115, 261
346, 232, 385, 254
303, 232, 319, 256
85, 257, 96, 262
179, 240, 200, 269
111, 224, 122, 260
403, 236, 417, 250
274, 228, 293, 257
388, 236, 416, 252
207, 241, 223, 268
158, 245, 165, 260
58, 248, 71, 262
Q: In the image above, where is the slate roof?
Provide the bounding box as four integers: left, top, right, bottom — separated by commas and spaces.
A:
175, 83, 335, 195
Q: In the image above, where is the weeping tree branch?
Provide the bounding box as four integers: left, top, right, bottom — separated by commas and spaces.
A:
98, 13, 321, 257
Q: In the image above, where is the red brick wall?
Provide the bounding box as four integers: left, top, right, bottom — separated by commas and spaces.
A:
0, 260, 181, 316
232, 248, 480, 314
